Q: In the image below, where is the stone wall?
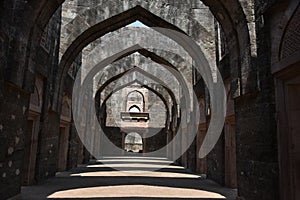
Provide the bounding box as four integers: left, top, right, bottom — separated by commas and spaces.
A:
33, 8, 63, 182
103, 127, 123, 151
0, 84, 30, 199
144, 128, 167, 153
234, 0, 279, 199
207, 132, 225, 185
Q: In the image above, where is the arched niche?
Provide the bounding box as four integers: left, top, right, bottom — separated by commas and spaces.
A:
126, 90, 145, 112
60, 94, 72, 123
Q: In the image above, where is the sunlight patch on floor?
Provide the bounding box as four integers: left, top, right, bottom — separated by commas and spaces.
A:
96, 158, 173, 164
69, 170, 201, 178
47, 185, 226, 199
86, 163, 181, 169
99, 156, 168, 160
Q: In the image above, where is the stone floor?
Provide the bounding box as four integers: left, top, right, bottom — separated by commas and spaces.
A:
21, 156, 237, 200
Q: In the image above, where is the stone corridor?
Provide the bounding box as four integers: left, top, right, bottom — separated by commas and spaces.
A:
22, 157, 237, 200
1, 0, 300, 200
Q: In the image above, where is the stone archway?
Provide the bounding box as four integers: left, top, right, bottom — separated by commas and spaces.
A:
270, 2, 300, 199
22, 75, 44, 186
57, 94, 72, 172
124, 132, 143, 153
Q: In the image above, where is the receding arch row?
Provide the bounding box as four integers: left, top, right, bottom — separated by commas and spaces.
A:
97, 68, 180, 131
89, 45, 192, 118
95, 57, 180, 128
85, 40, 192, 91
59, 2, 212, 56
100, 70, 176, 106
99, 69, 176, 113
96, 66, 178, 105
96, 67, 178, 123
94, 47, 183, 94
55, 6, 195, 110
8, 0, 253, 104
98, 51, 183, 101
91, 46, 197, 112
100, 79, 172, 129
48, 3, 251, 110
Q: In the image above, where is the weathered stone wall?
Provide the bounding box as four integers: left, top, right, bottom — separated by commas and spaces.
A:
190, 2, 279, 199
0, 5, 85, 193
0, 2, 30, 197
60, 0, 215, 57
67, 123, 81, 169
233, 1, 279, 199
148, 92, 167, 127
0, 5, 63, 198
144, 128, 167, 153
0, 84, 29, 199
35, 111, 60, 181
33, 7, 87, 183
103, 127, 123, 151
207, 132, 225, 185
33, 8, 63, 182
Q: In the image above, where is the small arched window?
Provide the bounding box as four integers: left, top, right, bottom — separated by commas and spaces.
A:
126, 91, 145, 112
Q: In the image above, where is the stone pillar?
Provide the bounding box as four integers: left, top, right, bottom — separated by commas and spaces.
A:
0, 83, 30, 200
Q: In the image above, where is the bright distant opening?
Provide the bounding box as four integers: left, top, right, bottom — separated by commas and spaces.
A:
127, 20, 149, 28
125, 132, 143, 153
129, 105, 141, 113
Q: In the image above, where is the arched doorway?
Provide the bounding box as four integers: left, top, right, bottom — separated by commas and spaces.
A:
124, 132, 143, 153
